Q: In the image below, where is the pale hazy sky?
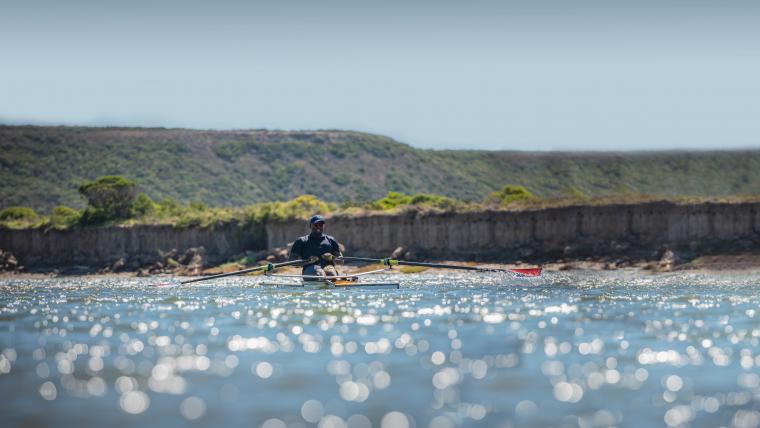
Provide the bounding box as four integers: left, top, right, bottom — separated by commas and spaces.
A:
1, 0, 759, 150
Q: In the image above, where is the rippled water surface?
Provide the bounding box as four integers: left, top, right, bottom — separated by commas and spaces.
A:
2, 270, 760, 428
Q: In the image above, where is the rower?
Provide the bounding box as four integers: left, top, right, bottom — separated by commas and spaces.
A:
288, 215, 343, 281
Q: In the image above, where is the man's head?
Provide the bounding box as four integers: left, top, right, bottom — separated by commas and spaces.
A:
309, 214, 326, 236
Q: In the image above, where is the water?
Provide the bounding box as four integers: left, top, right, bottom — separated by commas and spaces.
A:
2, 270, 760, 428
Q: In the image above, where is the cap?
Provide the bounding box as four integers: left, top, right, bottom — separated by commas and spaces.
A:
309, 214, 326, 225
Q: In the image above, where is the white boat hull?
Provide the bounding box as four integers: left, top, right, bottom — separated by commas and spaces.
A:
261, 279, 399, 290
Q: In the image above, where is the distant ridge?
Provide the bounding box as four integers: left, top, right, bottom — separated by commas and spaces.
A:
2, 125, 760, 211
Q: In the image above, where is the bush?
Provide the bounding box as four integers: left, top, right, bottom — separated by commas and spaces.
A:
189, 201, 208, 211
486, 185, 537, 206
368, 192, 467, 211
79, 208, 110, 226
156, 198, 185, 217
247, 195, 336, 222
78, 176, 137, 220
368, 192, 412, 210
132, 193, 158, 217
566, 187, 588, 199
50, 206, 81, 229
408, 193, 466, 210
0, 206, 38, 221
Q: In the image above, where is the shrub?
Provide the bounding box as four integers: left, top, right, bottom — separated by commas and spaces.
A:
78, 176, 137, 220
189, 201, 208, 211
369, 192, 412, 210
247, 195, 335, 222
0, 206, 38, 221
273, 195, 334, 220
486, 185, 537, 206
566, 187, 588, 199
132, 193, 158, 217
156, 198, 184, 217
368, 192, 467, 211
408, 193, 466, 210
50, 206, 81, 229
79, 208, 110, 226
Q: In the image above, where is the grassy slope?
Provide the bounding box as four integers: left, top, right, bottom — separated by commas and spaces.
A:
2, 125, 760, 211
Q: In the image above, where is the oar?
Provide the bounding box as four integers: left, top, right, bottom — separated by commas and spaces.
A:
154, 257, 317, 287
338, 256, 542, 277
320, 253, 358, 282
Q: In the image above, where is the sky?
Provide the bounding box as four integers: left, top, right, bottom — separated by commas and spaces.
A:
1, 0, 759, 150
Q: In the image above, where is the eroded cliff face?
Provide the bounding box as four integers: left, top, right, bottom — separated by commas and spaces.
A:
266, 201, 760, 261
1, 201, 759, 270
0, 223, 265, 270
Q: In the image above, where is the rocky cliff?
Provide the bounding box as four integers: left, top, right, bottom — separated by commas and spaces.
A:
267, 201, 760, 262
1, 201, 759, 271
0, 222, 265, 271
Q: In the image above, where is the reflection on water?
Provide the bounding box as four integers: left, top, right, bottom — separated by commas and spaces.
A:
1, 270, 760, 427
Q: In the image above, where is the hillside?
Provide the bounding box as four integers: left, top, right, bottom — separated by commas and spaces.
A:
2, 125, 760, 211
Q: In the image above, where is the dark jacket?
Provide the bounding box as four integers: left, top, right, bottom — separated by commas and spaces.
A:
289, 233, 341, 268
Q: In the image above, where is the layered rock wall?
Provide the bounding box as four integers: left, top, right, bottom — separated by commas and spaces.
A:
267, 201, 760, 260
2, 201, 759, 269
0, 223, 265, 269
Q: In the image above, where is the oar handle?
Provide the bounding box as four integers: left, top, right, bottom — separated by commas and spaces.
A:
179, 257, 315, 285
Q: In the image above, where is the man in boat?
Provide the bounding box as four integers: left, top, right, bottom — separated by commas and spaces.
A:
288, 214, 343, 280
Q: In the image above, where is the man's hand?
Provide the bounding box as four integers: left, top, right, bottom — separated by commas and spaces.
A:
321, 253, 334, 262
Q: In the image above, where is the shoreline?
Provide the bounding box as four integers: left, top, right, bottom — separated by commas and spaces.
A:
3, 253, 760, 279
4, 200, 760, 277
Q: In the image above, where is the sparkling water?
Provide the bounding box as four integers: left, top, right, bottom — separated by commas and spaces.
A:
1, 270, 760, 428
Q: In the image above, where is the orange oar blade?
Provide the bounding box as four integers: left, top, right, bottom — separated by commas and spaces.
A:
509, 267, 542, 277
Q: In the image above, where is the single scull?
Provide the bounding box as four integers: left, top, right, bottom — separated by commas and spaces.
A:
261, 266, 401, 290
153, 256, 541, 289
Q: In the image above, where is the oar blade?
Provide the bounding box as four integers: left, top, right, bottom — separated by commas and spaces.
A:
509, 267, 542, 277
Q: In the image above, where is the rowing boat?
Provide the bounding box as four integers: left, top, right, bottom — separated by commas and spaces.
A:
261, 278, 400, 290
260, 266, 400, 290
153, 256, 541, 288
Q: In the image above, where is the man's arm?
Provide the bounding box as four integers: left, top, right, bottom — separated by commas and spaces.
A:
330, 238, 342, 257
288, 240, 302, 261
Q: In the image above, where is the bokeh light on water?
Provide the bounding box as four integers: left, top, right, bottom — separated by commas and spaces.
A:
1, 270, 760, 427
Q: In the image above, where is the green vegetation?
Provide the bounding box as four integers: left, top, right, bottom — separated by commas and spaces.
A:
368, 192, 467, 211
565, 187, 589, 199
78, 176, 137, 224
485, 185, 537, 206
3, 126, 760, 213
126, 198, 237, 228
132, 193, 158, 216
0, 173, 473, 229
368, 192, 412, 210
0, 206, 42, 228
50, 206, 81, 229
3, 176, 760, 231
0, 206, 37, 221
248, 195, 337, 222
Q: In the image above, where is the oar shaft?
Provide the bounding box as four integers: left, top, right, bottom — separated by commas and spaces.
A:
339, 256, 384, 264
338, 256, 541, 276
179, 258, 307, 285
401, 260, 487, 271
340, 256, 484, 271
